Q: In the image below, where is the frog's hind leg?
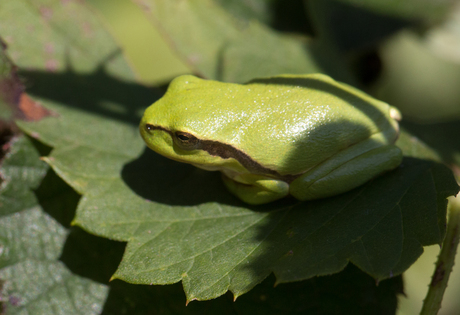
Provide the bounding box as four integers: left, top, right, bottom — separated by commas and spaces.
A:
221, 173, 289, 205
289, 142, 402, 201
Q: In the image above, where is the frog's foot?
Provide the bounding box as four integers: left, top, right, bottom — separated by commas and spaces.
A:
221, 173, 289, 205
290, 144, 402, 201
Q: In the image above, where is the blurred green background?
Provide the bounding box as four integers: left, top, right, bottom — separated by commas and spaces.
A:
89, 0, 191, 84
87, 0, 460, 313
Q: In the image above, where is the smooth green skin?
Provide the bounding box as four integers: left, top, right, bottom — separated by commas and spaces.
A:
140, 74, 402, 205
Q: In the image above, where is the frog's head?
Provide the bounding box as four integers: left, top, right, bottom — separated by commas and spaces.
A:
140, 75, 205, 161
139, 75, 247, 172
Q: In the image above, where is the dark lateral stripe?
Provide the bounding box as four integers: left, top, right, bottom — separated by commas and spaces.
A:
201, 141, 298, 182
144, 124, 296, 181
199, 139, 281, 177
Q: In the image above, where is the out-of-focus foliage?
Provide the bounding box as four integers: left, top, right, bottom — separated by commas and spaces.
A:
89, 0, 191, 84
336, 0, 456, 22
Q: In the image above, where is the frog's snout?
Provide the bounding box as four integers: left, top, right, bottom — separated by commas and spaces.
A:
139, 119, 151, 140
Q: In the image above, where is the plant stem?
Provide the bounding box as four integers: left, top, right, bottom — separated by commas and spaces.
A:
420, 196, 460, 315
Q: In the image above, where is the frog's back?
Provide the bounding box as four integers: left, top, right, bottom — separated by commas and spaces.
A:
235, 74, 399, 175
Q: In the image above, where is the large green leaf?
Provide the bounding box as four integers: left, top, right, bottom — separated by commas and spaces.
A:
16, 93, 458, 302
0, 139, 405, 312
0, 125, 405, 315
0, 136, 108, 315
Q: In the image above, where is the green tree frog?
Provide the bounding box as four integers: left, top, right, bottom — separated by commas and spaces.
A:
140, 74, 402, 205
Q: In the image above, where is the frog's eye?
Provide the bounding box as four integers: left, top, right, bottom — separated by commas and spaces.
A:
174, 132, 200, 150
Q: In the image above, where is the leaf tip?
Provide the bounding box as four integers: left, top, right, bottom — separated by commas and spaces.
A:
185, 297, 196, 306
109, 275, 118, 282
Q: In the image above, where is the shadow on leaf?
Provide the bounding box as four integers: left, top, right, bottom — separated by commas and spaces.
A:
20, 63, 162, 126
122, 146, 231, 205
34, 167, 79, 227
101, 264, 402, 314
121, 146, 291, 210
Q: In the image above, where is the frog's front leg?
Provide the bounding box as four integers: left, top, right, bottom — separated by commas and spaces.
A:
221, 173, 289, 205
290, 139, 402, 201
